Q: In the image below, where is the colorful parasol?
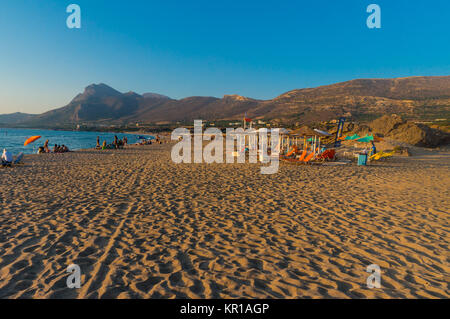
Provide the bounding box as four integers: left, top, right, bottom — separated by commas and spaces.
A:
24, 135, 41, 146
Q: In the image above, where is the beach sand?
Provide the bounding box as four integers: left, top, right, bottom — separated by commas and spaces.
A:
0, 143, 449, 298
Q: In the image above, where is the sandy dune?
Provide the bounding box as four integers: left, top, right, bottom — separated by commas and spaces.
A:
0, 143, 449, 298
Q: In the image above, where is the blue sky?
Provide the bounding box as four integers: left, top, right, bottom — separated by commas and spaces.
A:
0, 0, 449, 114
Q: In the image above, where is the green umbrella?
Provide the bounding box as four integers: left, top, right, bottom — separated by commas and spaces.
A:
345, 134, 360, 140
356, 135, 374, 143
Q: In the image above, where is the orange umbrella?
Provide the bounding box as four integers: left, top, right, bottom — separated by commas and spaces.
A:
24, 135, 41, 146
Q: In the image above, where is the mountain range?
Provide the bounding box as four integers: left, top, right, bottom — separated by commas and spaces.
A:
1, 76, 449, 128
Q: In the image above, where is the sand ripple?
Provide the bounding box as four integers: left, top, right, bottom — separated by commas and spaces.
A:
0, 144, 449, 298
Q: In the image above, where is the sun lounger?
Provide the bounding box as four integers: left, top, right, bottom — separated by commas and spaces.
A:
298, 150, 307, 161
302, 152, 315, 163
285, 146, 298, 157
369, 151, 394, 161
317, 149, 336, 161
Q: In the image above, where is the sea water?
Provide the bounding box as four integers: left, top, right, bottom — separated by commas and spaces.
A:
0, 128, 148, 155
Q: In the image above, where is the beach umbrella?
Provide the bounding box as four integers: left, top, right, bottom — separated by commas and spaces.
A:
344, 134, 361, 141
313, 129, 332, 136
24, 135, 41, 146
278, 128, 290, 134
356, 135, 374, 143
289, 126, 317, 136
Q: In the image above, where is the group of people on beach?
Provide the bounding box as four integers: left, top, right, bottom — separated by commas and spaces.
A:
96, 135, 128, 150
37, 139, 70, 154
138, 138, 156, 145
139, 135, 163, 145
95, 134, 165, 149
52, 144, 70, 153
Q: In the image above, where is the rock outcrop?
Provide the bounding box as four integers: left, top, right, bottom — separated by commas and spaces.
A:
370, 114, 404, 136
369, 115, 450, 147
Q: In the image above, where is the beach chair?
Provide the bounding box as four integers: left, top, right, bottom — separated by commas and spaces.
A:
285, 146, 298, 157
2, 152, 24, 168
318, 149, 336, 161
297, 150, 307, 161
13, 152, 24, 165
369, 151, 394, 162
302, 152, 315, 163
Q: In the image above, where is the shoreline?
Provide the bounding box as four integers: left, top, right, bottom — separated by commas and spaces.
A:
0, 128, 157, 155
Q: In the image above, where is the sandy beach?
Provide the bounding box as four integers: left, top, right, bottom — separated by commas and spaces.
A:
0, 143, 449, 298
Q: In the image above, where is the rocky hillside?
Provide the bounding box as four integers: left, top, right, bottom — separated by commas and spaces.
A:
2, 76, 449, 127
247, 76, 450, 123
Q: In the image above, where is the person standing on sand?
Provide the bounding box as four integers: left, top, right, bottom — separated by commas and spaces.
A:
44, 139, 49, 153
370, 141, 377, 156
123, 136, 127, 146
96, 136, 100, 148
114, 135, 118, 149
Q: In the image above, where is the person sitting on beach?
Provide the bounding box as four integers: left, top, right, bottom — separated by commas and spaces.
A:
37, 146, 45, 154
102, 141, 107, 150
1, 149, 13, 166
61, 145, 69, 153
53, 144, 58, 153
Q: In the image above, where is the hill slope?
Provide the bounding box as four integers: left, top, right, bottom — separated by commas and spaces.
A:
4, 76, 450, 127
0, 112, 37, 125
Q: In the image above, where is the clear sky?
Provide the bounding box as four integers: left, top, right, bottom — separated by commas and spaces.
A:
0, 0, 449, 114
